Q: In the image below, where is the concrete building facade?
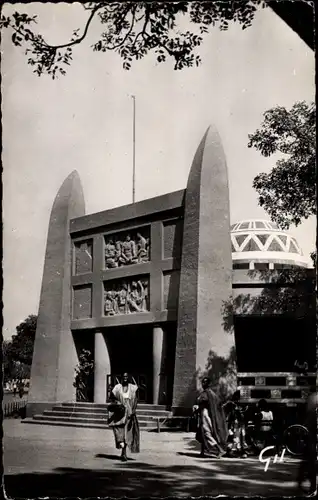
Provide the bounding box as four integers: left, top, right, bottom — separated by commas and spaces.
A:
27, 126, 316, 418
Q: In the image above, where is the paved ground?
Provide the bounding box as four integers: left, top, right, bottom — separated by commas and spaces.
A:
3, 419, 311, 498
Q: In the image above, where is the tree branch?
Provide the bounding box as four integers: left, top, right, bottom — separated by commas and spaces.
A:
43, 3, 104, 51
107, 5, 137, 51
131, 6, 151, 52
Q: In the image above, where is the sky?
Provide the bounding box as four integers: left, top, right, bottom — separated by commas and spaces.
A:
2, 2, 315, 339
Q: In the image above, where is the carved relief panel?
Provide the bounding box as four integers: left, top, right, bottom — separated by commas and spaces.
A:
104, 276, 150, 316
104, 227, 150, 269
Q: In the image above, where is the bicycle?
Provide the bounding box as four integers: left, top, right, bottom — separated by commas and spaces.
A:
282, 424, 309, 456
244, 421, 310, 457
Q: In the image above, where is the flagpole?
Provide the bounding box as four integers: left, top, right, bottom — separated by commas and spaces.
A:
132, 95, 136, 204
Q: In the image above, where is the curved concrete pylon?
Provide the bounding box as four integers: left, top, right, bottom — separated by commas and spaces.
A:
172, 126, 234, 411
27, 171, 85, 416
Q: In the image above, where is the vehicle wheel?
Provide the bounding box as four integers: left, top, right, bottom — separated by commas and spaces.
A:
283, 424, 309, 456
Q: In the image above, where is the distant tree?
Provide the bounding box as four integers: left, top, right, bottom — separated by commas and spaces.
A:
3, 340, 16, 382
3, 315, 37, 381
1, 1, 269, 78
7, 314, 37, 366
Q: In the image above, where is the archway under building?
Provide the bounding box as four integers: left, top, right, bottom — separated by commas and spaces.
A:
104, 323, 176, 406
106, 324, 153, 403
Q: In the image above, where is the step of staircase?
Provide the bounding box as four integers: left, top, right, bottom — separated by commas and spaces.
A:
43, 410, 108, 420
51, 406, 109, 415
23, 402, 173, 430
22, 418, 188, 433
45, 407, 171, 418
60, 402, 168, 411
22, 418, 110, 430
26, 413, 158, 426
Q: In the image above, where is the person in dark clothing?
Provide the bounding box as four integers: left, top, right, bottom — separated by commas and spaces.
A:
297, 388, 317, 496
194, 377, 228, 458
18, 380, 24, 399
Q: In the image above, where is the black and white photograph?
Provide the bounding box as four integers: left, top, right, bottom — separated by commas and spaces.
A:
2, 1, 316, 498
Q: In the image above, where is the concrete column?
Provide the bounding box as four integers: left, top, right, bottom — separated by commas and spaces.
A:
153, 326, 164, 405
94, 331, 110, 404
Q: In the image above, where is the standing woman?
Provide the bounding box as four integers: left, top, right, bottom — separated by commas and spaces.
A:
195, 377, 228, 458
108, 373, 140, 461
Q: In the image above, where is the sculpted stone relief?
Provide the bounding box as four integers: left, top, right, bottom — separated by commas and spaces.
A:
104, 230, 150, 269
104, 278, 149, 316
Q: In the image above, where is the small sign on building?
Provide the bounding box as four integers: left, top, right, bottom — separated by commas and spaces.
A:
270, 389, 281, 399
255, 376, 266, 385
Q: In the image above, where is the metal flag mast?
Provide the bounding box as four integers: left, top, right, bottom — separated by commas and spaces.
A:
131, 95, 136, 204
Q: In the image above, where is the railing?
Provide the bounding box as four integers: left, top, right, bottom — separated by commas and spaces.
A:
3, 400, 27, 418
153, 416, 196, 433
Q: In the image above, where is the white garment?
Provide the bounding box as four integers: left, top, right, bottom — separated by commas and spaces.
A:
201, 408, 218, 448
110, 383, 138, 425
122, 390, 130, 399
260, 410, 273, 431
261, 410, 273, 421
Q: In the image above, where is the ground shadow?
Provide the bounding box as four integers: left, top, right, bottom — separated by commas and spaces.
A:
177, 451, 203, 459
4, 454, 301, 498
95, 453, 135, 461
147, 428, 189, 433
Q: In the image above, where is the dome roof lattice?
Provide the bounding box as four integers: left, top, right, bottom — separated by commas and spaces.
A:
230, 219, 308, 269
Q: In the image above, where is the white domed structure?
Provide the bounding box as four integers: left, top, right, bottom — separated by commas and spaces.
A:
231, 219, 309, 270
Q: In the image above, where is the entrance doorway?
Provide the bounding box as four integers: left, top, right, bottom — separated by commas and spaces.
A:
105, 325, 153, 403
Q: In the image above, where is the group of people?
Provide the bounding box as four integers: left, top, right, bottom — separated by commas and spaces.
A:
107, 373, 275, 462
5, 379, 26, 398
104, 279, 149, 316
193, 377, 317, 495
105, 233, 149, 269
193, 379, 274, 459
107, 373, 317, 494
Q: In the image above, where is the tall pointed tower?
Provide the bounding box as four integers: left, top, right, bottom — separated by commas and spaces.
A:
27, 171, 85, 417
172, 126, 234, 412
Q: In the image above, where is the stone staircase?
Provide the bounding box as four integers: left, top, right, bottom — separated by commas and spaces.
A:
22, 402, 172, 430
